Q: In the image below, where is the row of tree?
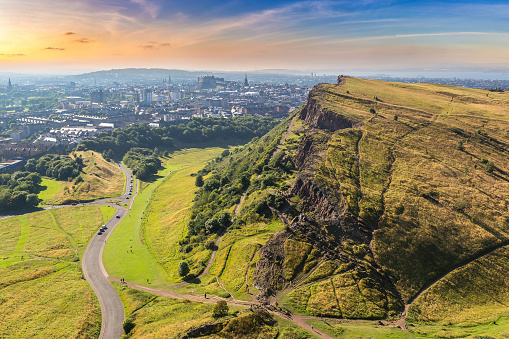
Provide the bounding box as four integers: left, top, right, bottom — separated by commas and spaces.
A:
25, 154, 84, 181
77, 116, 279, 158
122, 148, 161, 180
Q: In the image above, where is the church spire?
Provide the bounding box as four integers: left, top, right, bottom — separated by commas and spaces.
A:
7, 78, 12, 89
244, 74, 249, 87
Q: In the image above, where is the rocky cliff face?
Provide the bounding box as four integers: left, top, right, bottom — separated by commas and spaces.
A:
299, 96, 354, 131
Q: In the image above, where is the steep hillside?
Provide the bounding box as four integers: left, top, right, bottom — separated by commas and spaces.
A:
187, 76, 509, 328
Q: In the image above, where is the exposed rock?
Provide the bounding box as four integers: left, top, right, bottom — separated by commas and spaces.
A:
300, 97, 354, 131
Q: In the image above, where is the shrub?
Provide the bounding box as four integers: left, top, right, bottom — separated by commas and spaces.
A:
178, 261, 190, 277
485, 161, 495, 173
123, 318, 135, 334
195, 174, 204, 187
369, 108, 376, 114
205, 239, 215, 250
213, 300, 229, 318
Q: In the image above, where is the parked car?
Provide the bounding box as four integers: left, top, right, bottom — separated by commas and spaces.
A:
71, 202, 77, 206
97, 231, 102, 235
116, 215, 120, 218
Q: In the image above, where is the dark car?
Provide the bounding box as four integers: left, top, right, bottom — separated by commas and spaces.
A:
71, 202, 77, 206
116, 215, 121, 218
97, 231, 102, 235
101, 225, 107, 230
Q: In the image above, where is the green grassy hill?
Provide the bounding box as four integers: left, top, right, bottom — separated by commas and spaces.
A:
177, 76, 509, 336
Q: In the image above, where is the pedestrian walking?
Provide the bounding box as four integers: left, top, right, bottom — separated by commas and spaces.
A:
204, 293, 207, 299
311, 325, 314, 331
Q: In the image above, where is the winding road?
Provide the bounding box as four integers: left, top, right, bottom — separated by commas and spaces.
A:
81, 163, 137, 339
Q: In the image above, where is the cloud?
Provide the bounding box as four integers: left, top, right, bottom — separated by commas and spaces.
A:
130, 0, 159, 18
0, 53, 25, 57
74, 38, 93, 43
45, 47, 66, 51
64, 32, 75, 35
139, 42, 171, 49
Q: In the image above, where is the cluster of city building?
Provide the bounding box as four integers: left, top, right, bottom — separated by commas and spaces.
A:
0, 74, 314, 161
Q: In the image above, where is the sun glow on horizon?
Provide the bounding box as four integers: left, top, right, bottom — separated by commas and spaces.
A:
1, 0, 509, 75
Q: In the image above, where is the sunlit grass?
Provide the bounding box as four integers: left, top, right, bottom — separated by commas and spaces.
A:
0, 205, 112, 338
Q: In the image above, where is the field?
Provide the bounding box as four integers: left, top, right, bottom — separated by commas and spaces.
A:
37, 177, 61, 202
113, 282, 317, 338
103, 148, 224, 288
41, 150, 125, 205
0, 205, 114, 338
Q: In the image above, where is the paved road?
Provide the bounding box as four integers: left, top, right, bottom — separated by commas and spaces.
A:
81, 163, 136, 339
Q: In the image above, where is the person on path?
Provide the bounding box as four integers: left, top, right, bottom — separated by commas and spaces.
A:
311, 325, 314, 331
204, 293, 207, 299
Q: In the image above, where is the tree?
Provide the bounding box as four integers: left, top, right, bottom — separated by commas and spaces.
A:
178, 261, 190, 277
369, 108, 376, 114
213, 300, 229, 318
195, 174, 204, 187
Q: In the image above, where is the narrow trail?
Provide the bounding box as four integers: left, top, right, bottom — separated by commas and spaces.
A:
272, 115, 298, 158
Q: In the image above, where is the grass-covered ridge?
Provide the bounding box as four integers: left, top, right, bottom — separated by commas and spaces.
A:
40, 150, 124, 204
176, 77, 509, 334
282, 77, 509, 326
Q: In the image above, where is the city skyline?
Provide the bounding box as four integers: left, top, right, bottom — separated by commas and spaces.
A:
1, 0, 509, 78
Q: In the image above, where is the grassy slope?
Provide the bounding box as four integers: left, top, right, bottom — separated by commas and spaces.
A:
113, 283, 316, 339
0, 205, 114, 338
304, 78, 509, 326
41, 150, 124, 205
103, 148, 224, 288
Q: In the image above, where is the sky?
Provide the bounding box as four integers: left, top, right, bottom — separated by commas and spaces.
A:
1, 0, 509, 77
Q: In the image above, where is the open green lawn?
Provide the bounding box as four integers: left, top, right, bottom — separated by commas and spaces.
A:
103, 148, 224, 288
0, 205, 114, 338
37, 177, 61, 203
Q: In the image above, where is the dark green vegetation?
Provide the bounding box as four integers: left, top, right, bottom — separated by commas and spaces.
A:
180, 77, 509, 336
0, 171, 41, 210
25, 154, 84, 180
0, 154, 86, 210
122, 147, 161, 179
77, 116, 279, 160
0, 89, 59, 113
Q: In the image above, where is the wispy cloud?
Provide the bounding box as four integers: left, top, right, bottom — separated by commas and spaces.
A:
64, 32, 75, 35
74, 38, 93, 43
44, 47, 65, 50
130, 0, 159, 18
0, 53, 25, 57
139, 42, 171, 49
326, 31, 509, 45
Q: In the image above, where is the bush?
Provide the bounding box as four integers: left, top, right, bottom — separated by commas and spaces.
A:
178, 261, 190, 277
123, 318, 135, 334
195, 174, 204, 187
485, 161, 495, 173
213, 300, 229, 318
205, 239, 215, 250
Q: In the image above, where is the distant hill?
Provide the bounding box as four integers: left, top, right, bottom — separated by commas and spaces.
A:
189, 76, 509, 325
